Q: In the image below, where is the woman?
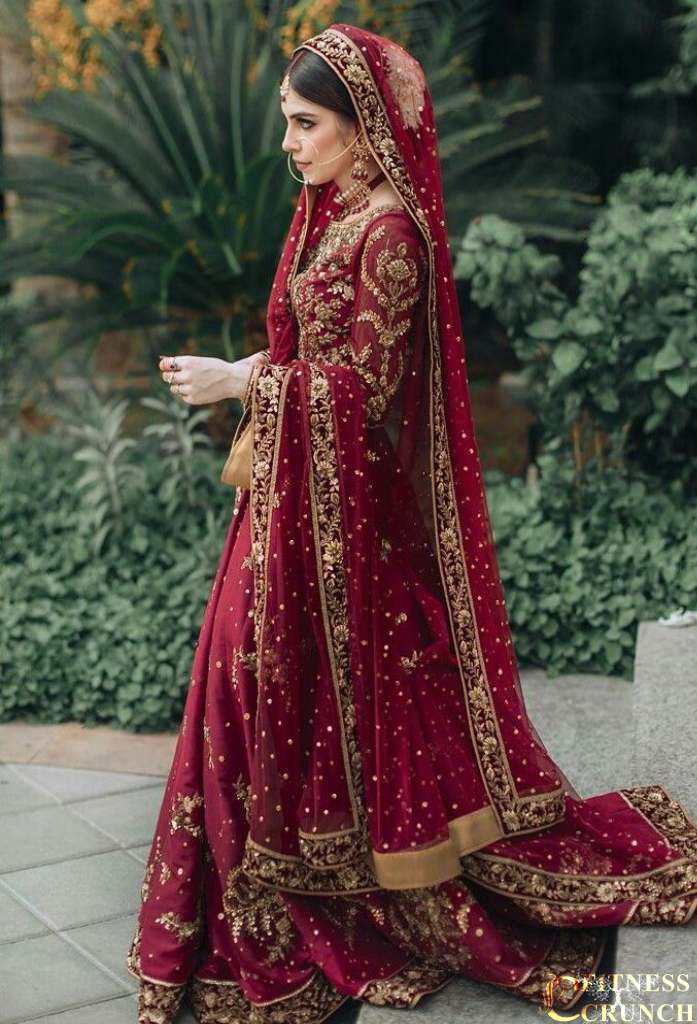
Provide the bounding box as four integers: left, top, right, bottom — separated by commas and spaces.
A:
127, 23, 697, 1023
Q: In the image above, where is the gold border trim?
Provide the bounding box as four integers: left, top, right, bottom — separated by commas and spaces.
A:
372, 804, 503, 888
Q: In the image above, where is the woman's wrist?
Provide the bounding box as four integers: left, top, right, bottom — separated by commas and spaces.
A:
223, 351, 270, 403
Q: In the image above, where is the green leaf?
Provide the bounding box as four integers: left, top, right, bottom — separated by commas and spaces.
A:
664, 373, 691, 397
654, 341, 684, 372
552, 341, 586, 376
527, 319, 563, 340
573, 315, 603, 336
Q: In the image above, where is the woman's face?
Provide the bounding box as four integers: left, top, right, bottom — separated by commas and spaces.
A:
280, 84, 357, 186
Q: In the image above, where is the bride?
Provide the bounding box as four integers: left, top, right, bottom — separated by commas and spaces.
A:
127, 22, 697, 1023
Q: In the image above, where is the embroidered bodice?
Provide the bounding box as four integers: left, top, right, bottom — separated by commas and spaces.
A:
290, 203, 428, 427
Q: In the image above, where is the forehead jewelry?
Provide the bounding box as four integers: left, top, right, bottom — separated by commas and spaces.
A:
280, 74, 290, 99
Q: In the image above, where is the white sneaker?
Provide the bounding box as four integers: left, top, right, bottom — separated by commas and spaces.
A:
657, 607, 697, 627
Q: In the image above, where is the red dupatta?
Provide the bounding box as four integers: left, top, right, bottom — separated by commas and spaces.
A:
240, 23, 581, 896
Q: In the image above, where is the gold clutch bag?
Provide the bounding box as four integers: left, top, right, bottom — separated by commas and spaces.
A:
220, 406, 252, 489
220, 355, 268, 489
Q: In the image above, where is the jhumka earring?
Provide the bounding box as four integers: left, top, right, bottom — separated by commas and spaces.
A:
334, 134, 373, 219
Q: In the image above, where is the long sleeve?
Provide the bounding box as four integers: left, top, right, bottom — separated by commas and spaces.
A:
348, 216, 426, 427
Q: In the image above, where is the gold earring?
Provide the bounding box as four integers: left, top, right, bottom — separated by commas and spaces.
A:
335, 135, 373, 219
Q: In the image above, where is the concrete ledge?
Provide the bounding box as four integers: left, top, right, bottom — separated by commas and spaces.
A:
631, 620, 697, 804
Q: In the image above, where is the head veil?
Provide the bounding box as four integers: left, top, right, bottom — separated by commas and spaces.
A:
263, 23, 580, 861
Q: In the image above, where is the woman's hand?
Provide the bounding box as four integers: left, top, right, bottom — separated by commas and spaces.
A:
158, 351, 269, 404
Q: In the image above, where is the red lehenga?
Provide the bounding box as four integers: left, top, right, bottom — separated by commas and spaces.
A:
127, 23, 697, 1024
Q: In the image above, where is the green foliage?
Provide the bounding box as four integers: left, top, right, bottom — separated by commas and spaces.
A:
0, 0, 609, 426
0, 0, 298, 415
455, 167, 697, 491
3, 433, 693, 730
0, 421, 236, 732
486, 454, 697, 680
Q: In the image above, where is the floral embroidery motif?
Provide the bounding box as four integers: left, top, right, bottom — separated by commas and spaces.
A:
291, 203, 404, 362
393, 889, 474, 972
359, 959, 452, 1008
459, 785, 697, 926
241, 838, 378, 894
188, 969, 348, 1023
353, 223, 423, 426
155, 908, 202, 943
169, 790, 204, 838
400, 650, 420, 672
222, 865, 297, 965
140, 835, 171, 903
126, 926, 187, 1024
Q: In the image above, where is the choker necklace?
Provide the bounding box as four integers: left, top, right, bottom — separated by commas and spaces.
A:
334, 169, 387, 220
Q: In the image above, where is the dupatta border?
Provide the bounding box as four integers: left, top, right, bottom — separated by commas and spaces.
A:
457, 785, 697, 918
245, 360, 379, 893
306, 362, 368, 843
298, 27, 566, 835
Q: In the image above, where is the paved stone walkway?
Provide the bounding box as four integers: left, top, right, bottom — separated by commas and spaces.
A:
1, 621, 695, 1022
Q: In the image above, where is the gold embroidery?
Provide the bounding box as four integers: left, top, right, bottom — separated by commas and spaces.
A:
513, 928, 607, 1009
188, 969, 348, 1023
169, 790, 204, 838
203, 720, 214, 770
359, 959, 452, 1008
248, 362, 377, 892
295, 202, 403, 279
306, 364, 373, 857
458, 786, 697, 925
233, 771, 251, 822
400, 650, 420, 672
353, 222, 423, 426
250, 363, 289, 666
291, 204, 406, 361
380, 537, 392, 560
241, 837, 379, 895
126, 927, 187, 1024
154, 908, 202, 943
299, 26, 566, 838
380, 885, 476, 973
222, 866, 296, 965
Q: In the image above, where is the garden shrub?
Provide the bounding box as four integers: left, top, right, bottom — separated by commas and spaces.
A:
486, 452, 697, 679
2, 435, 695, 733
0, 432, 235, 732
455, 167, 697, 492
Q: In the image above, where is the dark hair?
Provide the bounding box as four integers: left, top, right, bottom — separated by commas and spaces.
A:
280, 50, 356, 128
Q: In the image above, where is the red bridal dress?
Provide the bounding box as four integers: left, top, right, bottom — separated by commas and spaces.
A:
127, 23, 697, 1024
